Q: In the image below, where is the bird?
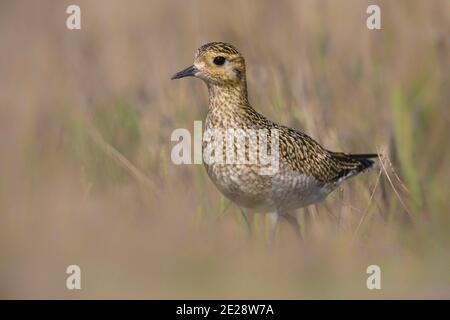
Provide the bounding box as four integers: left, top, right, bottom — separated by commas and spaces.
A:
171, 42, 376, 244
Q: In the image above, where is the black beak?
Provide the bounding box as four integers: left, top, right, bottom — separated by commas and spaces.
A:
171, 65, 198, 80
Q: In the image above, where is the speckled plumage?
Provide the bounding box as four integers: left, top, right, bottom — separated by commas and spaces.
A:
172, 42, 376, 241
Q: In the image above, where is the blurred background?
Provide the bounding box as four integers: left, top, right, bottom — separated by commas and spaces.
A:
0, 0, 449, 299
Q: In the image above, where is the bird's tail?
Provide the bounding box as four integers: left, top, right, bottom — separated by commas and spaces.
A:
330, 152, 378, 181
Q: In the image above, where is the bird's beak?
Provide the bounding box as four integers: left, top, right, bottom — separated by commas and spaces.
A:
171, 65, 198, 80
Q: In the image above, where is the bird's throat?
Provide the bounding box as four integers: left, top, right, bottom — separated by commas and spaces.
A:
207, 80, 249, 113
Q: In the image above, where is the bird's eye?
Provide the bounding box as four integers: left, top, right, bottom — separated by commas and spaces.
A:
213, 56, 226, 66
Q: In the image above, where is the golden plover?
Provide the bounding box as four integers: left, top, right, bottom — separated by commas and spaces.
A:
172, 42, 376, 242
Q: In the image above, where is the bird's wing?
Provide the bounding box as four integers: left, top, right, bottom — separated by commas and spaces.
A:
278, 126, 375, 183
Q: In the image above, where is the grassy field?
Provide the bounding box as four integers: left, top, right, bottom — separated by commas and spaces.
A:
0, 0, 449, 298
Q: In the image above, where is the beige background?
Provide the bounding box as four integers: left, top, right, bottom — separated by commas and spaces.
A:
0, 0, 449, 298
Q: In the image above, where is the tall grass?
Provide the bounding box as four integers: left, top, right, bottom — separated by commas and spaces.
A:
0, 0, 449, 298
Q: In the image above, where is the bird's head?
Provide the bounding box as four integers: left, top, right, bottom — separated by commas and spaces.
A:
171, 42, 246, 87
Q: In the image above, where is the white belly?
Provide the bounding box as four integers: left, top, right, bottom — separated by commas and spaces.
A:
204, 161, 337, 213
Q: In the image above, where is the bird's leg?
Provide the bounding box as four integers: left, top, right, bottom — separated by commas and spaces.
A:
303, 206, 311, 238
267, 211, 279, 247
218, 199, 232, 218
239, 207, 252, 236
281, 211, 303, 241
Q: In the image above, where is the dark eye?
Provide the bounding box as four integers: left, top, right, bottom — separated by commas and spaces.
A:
213, 56, 226, 66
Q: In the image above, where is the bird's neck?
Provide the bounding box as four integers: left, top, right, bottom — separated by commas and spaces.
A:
207, 79, 250, 113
